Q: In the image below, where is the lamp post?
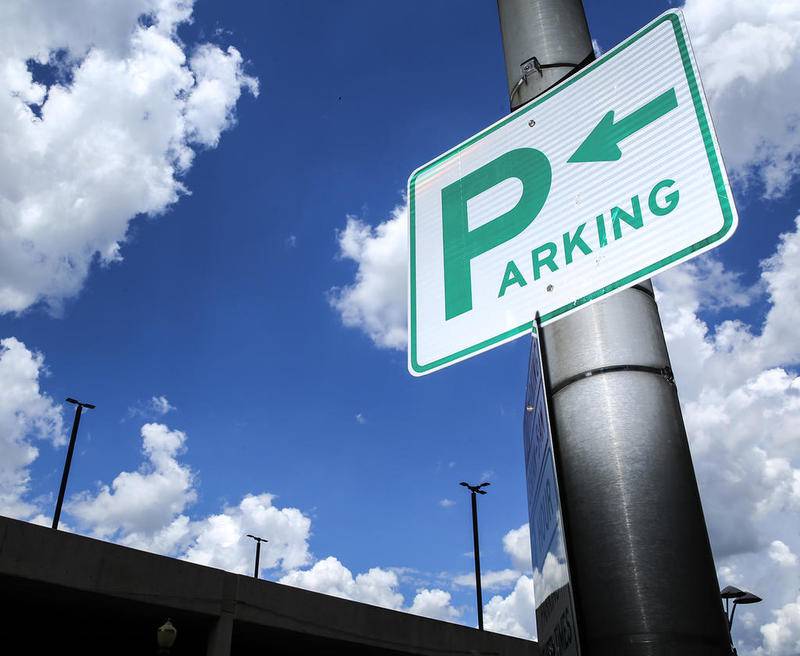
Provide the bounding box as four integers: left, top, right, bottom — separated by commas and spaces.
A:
460, 481, 490, 630
246, 534, 268, 579
52, 397, 95, 530
721, 585, 762, 654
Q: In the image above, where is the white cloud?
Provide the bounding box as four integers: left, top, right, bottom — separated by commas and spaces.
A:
759, 595, 800, 656
279, 556, 460, 621
179, 493, 312, 574
126, 394, 176, 420
479, 540, 567, 640
355, 412, 367, 425
654, 216, 800, 654
149, 395, 175, 415
483, 575, 536, 639
64, 421, 312, 575
0, 0, 257, 314
683, 0, 800, 197
453, 568, 521, 591
409, 588, 461, 621
328, 204, 408, 350
67, 423, 196, 538
768, 541, 798, 568
279, 557, 404, 610
438, 498, 456, 508
503, 523, 533, 573
0, 336, 64, 519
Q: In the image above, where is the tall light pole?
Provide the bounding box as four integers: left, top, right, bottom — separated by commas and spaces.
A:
246, 534, 267, 579
460, 481, 490, 631
497, 1, 730, 652
52, 398, 95, 530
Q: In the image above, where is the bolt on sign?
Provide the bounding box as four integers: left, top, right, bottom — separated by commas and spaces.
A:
407, 10, 737, 376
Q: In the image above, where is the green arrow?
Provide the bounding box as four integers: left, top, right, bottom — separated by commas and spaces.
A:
568, 88, 678, 163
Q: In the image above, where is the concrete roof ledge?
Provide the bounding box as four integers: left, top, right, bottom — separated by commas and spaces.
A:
0, 515, 537, 656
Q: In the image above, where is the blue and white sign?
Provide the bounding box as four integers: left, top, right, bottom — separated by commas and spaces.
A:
524, 332, 580, 655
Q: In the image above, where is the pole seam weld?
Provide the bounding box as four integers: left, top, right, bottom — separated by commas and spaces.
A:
551, 363, 675, 395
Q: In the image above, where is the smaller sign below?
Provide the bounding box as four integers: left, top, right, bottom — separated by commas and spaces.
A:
524, 329, 580, 655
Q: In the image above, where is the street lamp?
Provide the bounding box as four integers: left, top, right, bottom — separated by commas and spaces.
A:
460, 481, 490, 631
721, 585, 762, 653
157, 618, 177, 654
52, 398, 95, 530
246, 534, 268, 579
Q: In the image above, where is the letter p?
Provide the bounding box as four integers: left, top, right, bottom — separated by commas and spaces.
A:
441, 148, 551, 320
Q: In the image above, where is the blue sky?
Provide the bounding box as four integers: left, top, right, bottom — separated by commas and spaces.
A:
1, 1, 799, 651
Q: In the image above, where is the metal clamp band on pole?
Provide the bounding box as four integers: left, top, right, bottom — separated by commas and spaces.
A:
550, 363, 675, 395
509, 52, 594, 104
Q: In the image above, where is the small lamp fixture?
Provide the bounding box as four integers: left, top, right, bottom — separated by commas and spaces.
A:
720, 585, 745, 600
157, 618, 177, 653
721, 586, 762, 632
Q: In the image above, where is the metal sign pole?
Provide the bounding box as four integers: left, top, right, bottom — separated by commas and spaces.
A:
497, 1, 730, 653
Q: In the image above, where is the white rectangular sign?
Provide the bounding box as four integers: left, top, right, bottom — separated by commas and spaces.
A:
408, 10, 737, 376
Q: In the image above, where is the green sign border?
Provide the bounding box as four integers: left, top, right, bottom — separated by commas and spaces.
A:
408, 10, 736, 375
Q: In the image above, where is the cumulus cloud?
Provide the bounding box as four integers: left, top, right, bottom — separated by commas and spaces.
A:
453, 568, 521, 591
768, 541, 798, 568
279, 557, 405, 610
656, 220, 800, 554
0, 337, 64, 519
328, 203, 408, 350
279, 556, 460, 621
180, 494, 312, 573
409, 588, 461, 621
483, 575, 536, 639
0, 0, 257, 314
64, 422, 311, 575
67, 423, 196, 539
683, 0, 800, 197
503, 523, 533, 573
654, 217, 800, 653
759, 595, 800, 656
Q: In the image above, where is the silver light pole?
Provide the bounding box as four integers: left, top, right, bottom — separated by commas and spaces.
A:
497, 1, 730, 652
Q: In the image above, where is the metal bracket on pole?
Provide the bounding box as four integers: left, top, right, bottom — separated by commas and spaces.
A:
550, 364, 676, 395
509, 52, 594, 105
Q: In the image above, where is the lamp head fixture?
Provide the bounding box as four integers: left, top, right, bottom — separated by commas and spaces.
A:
65, 398, 95, 410
460, 482, 491, 494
